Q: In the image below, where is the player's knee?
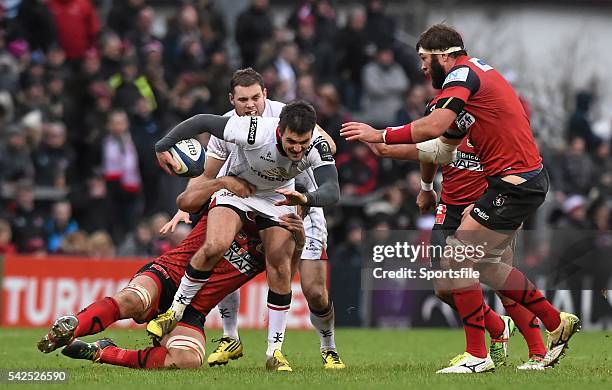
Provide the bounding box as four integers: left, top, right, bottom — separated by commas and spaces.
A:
167, 348, 202, 369
114, 289, 148, 318
303, 285, 328, 311
201, 240, 228, 260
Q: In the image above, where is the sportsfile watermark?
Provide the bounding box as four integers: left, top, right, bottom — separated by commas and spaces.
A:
361, 229, 612, 291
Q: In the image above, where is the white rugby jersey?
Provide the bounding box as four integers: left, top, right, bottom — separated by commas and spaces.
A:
208, 100, 320, 192
213, 115, 334, 194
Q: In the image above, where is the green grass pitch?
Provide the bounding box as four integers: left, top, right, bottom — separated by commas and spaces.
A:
0, 328, 610, 389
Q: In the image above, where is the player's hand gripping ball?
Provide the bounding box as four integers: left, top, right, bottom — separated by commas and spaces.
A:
169, 138, 205, 177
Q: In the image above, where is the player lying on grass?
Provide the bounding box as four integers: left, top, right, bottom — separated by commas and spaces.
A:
363, 97, 548, 370
37, 207, 305, 370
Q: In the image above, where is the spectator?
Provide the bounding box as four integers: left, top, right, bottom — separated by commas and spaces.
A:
110, 56, 157, 112
88, 230, 116, 258
9, 180, 46, 252
567, 91, 599, 153
31, 121, 75, 188
335, 144, 379, 196
235, 0, 273, 67
59, 230, 89, 255
99, 31, 124, 81
0, 124, 34, 183
118, 220, 155, 257
48, 0, 100, 63
0, 218, 16, 254
202, 47, 233, 114
107, 0, 146, 39
102, 109, 142, 241
558, 137, 596, 196
273, 42, 298, 102
45, 200, 78, 253
361, 46, 409, 127
126, 6, 161, 67
395, 84, 428, 125
365, 0, 395, 50
316, 82, 350, 153
335, 6, 371, 111
69, 170, 112, 233
16, 0, 57, 53
130, 96, 163, 215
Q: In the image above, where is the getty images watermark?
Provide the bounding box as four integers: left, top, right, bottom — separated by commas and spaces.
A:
371, 241, 484, 280
361, 230, 490, 291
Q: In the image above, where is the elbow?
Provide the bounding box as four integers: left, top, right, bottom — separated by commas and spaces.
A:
176, 193, 202, 214
329, 184, 340, 205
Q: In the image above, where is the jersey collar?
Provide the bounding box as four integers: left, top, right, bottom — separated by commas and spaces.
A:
275, 127, 288, 157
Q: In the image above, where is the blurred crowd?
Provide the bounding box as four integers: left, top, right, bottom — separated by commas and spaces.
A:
0, 0, 610, 270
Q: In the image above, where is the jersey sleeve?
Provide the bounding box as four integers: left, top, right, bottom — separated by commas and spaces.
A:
306, 129, 336, 169
437, 65, 481, 103
222, 116, 277, 148
206, 135, 229, 160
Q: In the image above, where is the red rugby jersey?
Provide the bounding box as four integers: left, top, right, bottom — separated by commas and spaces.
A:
436, 56, 542, 176
155, 212, 265, 286
424, 99, 487, 205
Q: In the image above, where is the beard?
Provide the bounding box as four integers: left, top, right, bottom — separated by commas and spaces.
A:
430, 55, 446, 89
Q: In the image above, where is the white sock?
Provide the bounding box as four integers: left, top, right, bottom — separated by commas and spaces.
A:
218, 289, 240, 339
310, 302, 336, 351
266, 289, 291, 358
171, 264, 210, 320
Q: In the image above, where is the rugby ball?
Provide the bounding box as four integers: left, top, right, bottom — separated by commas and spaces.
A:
169, 138, 205, 177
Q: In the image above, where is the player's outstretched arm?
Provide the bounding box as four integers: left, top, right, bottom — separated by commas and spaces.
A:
363, 141, 419, 160
275, 165, 340, 207
340, 108, 458, 144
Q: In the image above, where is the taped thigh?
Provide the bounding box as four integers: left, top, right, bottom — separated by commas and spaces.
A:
123, 281, 153, 312
165, 334, 206, 366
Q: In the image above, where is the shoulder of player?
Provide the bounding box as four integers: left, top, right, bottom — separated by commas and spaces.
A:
264, 99, 286, 117
442, 62, 481, 94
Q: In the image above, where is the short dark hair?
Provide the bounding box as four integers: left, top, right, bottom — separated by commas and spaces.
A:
416, 24, 467, 58
278, 100, 317, 135
229, 67, 265, 94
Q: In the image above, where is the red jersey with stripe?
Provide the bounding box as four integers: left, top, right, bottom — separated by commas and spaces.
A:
424, 99, 487, 205
155, 212, 265, 315
436, 55, 542, 176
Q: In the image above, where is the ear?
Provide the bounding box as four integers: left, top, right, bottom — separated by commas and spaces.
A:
262, 87, 268, 100
228, 92, 235, 107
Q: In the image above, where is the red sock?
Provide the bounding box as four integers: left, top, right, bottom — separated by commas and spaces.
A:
452, 284, 487, 358
504, 302, 547, 357
100, 346, 168, 369
499, 268, 561, 331
483, 303, 505, 338
75, 297, 121, 337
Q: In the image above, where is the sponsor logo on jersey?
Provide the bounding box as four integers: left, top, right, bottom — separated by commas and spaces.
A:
313, 138, 334, 162
493, 194, 506, 207
443, 67, 469, 87
450, 151, 483, 172
455, 110, 476, 131
259, 150, 276, 163
473, 207, 490, 221
224, 241, 264, 277
247, 117, 257, 144
249, 165, 296, 182
435, 204, 447, 225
